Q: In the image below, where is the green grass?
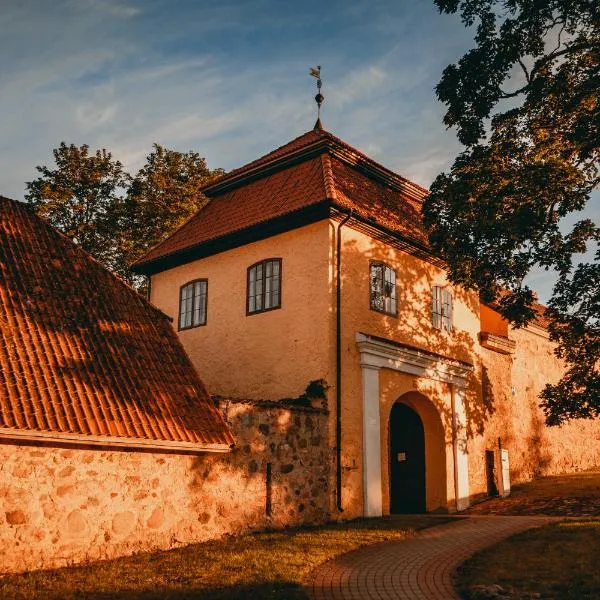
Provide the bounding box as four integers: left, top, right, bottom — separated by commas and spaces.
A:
0, 516, 453, 600
457, 519, 600, 600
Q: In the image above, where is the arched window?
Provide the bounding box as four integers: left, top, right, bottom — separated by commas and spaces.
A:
432, 286, 453, 331
247, 259, 282, 315
179, 279, 208, 330
370, 262, 397, 316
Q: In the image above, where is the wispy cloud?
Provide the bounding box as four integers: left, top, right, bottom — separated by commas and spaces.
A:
0, 0, 595, 302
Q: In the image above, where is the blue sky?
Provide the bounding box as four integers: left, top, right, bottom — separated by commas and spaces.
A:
1, 0, 596, 301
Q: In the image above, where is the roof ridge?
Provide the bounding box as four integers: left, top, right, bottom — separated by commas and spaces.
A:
320, 153, 337, 202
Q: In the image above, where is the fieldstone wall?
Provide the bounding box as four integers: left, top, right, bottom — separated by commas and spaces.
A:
0, 400, 330, 574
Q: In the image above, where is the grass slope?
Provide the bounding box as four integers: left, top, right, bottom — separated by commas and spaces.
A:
458, 519, 600, 599
0, 516, 452, 600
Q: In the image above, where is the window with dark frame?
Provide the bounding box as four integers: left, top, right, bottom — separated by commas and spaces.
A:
370, 262, 397, 316
247, 259, 281, 315
179, 279, 208, 330
432, 286, 453, 331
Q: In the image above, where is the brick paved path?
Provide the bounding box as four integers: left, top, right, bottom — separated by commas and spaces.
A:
307, 516, 553, 600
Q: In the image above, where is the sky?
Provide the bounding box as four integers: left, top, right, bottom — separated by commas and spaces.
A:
1, 0, 597, 301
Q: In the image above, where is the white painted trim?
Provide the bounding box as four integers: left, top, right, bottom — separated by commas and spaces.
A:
451, 384, 470, 511
361, 364, 383, 517
355, 332, 473, 514
0, 428, 232, 454
356, 333, 473, 386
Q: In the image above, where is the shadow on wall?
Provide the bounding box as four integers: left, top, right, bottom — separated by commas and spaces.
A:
189, 400, 330, 534
339, 234, 498, 440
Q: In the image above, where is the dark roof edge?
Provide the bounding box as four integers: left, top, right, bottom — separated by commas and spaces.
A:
132, 201, 332, 275
133, 201, 443, 276
329, 204, 444, 268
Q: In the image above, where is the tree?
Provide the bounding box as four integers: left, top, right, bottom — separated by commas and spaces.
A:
423, 0, 599, 424
25, 143, 129, 272
26, 143, 225, 289
114, 144, 224, 283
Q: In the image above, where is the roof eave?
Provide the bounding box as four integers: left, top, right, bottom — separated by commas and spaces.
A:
132, 201, 333, 276
0, 428, 233, 454
133, 201, 442, 276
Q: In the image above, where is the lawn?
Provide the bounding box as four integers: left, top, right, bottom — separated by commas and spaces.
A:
0, 516, 452, 600
457, 519, 600, 600
466, 468, 600, 516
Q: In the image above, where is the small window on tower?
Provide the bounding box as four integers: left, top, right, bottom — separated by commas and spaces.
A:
370, 262, 397, 316
179, 279, 208, 330
432, 286, 453, 331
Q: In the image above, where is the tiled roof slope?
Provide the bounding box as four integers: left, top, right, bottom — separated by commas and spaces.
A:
139, 155, 328, 265
134, 127, 430, 272
0, 197, 235, 451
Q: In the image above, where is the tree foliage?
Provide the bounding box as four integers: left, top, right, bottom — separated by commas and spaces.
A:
424, 0, 599, 424
26, 142, 224, 289
25, 143, 129, 272
114, 144, 225, 281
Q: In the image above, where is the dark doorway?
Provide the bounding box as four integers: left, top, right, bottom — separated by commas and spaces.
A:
390, 403, 426, 513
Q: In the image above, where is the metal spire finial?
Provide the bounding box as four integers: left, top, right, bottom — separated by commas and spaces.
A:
309, 65, 324, 130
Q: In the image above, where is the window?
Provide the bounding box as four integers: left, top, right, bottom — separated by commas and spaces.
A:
179, 279, 207, 330
247, 259, 281, 315
370, 262, 397, 316
432, 286, 453, 331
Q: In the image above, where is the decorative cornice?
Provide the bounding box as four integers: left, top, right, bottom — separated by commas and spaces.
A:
479, 332, 516, 355
355, 332, 473, 386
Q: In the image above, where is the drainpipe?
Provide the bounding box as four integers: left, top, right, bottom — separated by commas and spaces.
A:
336, 209, 353, 513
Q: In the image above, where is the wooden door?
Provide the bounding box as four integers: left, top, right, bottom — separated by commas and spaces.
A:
390, 403, 426, 513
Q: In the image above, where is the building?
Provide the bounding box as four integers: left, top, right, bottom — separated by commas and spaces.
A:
134, 124, 600, 519
0, 196, 329, 574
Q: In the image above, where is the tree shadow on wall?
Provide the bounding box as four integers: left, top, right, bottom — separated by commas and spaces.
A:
187, 401, 330, 533
338, 234, 497, 440
0, 213, 225, 441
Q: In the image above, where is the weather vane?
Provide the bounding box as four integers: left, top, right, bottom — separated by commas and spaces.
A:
309, 65, 324, 129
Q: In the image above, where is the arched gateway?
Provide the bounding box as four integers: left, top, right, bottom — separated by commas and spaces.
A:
356, 333, 473, 516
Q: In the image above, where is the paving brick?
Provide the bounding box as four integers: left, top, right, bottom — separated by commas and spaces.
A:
306, 516, 554, 599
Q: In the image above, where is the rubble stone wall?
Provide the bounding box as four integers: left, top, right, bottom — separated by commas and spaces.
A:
0, 400, 330, 573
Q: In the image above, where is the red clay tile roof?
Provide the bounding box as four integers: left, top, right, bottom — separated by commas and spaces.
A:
482, 299, 551, 331
0, 196, 234, 451
531, 302, 552, 330
139, 155, 328, 265
134, 127, 431, 272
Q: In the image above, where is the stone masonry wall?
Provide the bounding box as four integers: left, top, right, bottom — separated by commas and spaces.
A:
0, 400, 330, 574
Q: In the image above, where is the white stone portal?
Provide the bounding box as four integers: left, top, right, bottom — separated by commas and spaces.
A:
361, 364, 383, 517
451, 383, 470, 511
356, 332, 474, 515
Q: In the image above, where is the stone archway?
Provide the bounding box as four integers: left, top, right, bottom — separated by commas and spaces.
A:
390, 392, 447, 513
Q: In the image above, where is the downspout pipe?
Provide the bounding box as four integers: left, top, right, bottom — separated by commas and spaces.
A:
336, 209, 353, 513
